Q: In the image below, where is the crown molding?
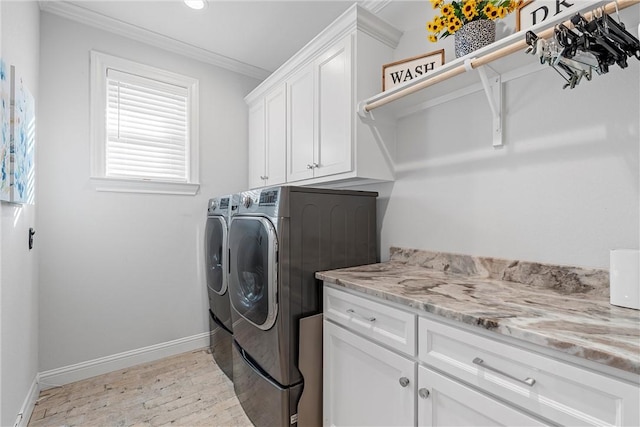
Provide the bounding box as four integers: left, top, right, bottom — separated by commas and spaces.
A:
360, 0, 394, 15
39, 1, 271, 81
245, 4, 402, 104
356, 4, 403, 48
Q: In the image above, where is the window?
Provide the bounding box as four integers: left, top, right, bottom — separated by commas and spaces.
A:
90, 51, 199, 195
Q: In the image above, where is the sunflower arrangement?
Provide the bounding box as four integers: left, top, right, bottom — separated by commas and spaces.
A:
427, 0, 521, 42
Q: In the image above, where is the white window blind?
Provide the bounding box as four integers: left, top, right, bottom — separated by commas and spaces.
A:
106, 68, 189, 182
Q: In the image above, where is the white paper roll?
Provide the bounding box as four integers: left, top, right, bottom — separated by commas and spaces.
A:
610, 249, 640, 310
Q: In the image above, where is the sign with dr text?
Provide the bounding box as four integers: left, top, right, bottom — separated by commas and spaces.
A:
516, 0, 576, 31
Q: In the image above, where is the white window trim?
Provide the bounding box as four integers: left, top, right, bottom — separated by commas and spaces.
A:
90, 50, 200, 195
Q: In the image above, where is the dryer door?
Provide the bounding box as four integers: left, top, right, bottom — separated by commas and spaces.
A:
205, 216, 228, 296
229, 216, 278, 331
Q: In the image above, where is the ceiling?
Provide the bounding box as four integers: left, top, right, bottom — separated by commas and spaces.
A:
39, 0, 426, 80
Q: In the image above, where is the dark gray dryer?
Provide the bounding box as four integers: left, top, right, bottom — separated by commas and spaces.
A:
204, 194, 238, 381
228, 186, 377, 427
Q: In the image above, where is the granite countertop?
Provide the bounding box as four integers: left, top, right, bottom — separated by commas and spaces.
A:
316, 247, 640, 376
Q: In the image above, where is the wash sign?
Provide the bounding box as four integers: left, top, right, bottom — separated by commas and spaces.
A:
382, 49, 445, 91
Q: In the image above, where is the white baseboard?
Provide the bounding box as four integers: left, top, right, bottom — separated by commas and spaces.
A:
38, 332, 210, 390
14, 375, 39, 427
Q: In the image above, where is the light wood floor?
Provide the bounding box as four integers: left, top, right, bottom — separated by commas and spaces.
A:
28, 349, 253, 427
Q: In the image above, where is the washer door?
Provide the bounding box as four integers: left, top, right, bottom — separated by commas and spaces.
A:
205, 216, 228, 296
229, 216, 278, 331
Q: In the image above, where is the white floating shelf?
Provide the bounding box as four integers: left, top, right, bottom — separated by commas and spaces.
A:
358, 0, 639, 121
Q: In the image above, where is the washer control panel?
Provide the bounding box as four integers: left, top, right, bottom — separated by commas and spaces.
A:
259, 189, 278, 206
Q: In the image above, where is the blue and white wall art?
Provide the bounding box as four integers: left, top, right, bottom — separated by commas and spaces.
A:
0, 59, 10, 201
10, 67, 35, 204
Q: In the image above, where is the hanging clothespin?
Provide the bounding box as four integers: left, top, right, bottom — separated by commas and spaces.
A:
524, 31, 539, 55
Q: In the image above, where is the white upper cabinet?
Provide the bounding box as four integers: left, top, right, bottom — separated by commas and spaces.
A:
287, 62, 315, 182
245, 5, 402, 189
248, 99, 266, 190
248, 83, 287, 189
265, 85, 287, 186
314, 36, 352, 179
288, 36, 352, 182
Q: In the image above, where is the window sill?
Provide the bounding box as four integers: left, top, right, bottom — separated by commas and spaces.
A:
90, 177, 200, 195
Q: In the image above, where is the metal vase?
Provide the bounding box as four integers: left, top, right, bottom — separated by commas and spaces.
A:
454, 19, 496, 58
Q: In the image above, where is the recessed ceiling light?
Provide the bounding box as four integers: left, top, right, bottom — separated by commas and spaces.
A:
184, 0, 207, 10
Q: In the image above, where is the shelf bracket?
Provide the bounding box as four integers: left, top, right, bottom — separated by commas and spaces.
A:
465, 59, 503, 148
357, 100, 369, 119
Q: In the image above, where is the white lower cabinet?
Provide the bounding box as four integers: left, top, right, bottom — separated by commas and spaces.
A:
323, 285, 640, 427
418, 317, 640, 427
417, 366, 547, 427
323, 321, 415, 427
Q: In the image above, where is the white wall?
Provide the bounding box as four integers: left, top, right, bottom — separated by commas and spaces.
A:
356, 6, 639, 269
0, 1, 40, 425
38, 12, 258, 373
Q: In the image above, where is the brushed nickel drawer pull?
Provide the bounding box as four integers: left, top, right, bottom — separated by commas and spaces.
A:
346, 308, 376, 322
473, 357, 536, 387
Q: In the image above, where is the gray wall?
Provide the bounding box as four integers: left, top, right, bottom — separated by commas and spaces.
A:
0, 2, 40, 425
356, 7, 639, 269
37, 12, 259, 372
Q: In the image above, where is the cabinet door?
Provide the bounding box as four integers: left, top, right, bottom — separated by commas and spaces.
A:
248, 100, 265, 189
315, 35, 353, 178
324, 321, 415, 427
287, 63, 315, 182
417, 366, 548, 427
265, 84, 286, 186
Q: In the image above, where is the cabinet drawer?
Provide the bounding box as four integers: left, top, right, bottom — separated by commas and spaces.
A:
418, 317, 640, 427
324, 286, 416, 356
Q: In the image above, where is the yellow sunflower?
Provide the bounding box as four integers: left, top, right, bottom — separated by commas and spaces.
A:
462, 0, 478, 19
484, 3, 496, 16
427, 0, 516, 43
440, 3, 454, 16
427, 18, 443, 33
447, 17, 462, 33
508, 0, 523, 11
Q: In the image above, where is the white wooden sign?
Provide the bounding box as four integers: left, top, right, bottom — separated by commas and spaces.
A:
517, 0, 576, 31
382, 50, 445, 92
